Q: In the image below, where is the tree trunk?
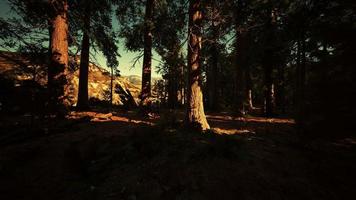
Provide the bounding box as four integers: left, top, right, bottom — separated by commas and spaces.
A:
245, 64, 253, 111
296, 32, 306, 132
140, 0, 154, 106
235, 27, 247, 116
208, 35, 219, 111
207, 2, 219, 111
263, 9, 276, 117
48, 0, 69, 115
179, 54, 185, 106
276, 64, 286, 114
77, 4, 90, 110
167, 47, 179, 109
110, 66, 114, 106
168, 68, 179, 109
264, 62, 274, 117
185, 0, 210, 131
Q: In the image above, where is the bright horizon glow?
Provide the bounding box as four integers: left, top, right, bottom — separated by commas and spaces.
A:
93, 47, 162, 78
0, 0, 162, 78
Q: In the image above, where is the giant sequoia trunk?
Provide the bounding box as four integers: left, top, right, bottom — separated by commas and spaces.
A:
77, 3, 91, 110
48, 0, 69, 114
140, 0, 154, 106
185, 0, 210, 131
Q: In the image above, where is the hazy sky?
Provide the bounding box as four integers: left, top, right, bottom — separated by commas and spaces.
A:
0, 0, 162, 78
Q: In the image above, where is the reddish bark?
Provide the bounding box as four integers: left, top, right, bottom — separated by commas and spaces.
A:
48, 0, 69, 114
185, 0, 210, 131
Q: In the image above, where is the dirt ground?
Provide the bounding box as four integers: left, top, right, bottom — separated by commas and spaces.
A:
0, 110, 355, 200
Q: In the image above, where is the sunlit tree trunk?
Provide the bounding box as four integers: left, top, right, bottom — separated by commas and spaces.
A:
140, 0, 154, 106
48, 0, 69, 115
77, 3, 90, 110
185, 0, 210, 131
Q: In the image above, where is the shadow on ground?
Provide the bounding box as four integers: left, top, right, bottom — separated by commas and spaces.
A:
0, 110, 355, 200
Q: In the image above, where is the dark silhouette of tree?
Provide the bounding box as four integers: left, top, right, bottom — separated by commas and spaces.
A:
155, 0, 187, 109
74, 0, 119, 109
76, 1, 91, 110
140, 0, 154, 107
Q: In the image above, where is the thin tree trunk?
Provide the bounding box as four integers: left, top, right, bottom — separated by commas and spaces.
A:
263, 9, 276, 117
209, 34, 219, 111
168, 46, 179, 109
235, 28, 247, 116
140, 0, 154, 106
185, 0, 210, 131
245, 64, 253, 110
295, 39, 301, 111
167, 66, 175, 109
208, 2, 219, 111
179, 55, 185, 106
296, 32, 306, 132
276, 64, 286, 114
110, 66, 114, 106
301, 33, 306, 115
168, 70, 178, 109
264, 60, 274, 117
48, 0, 69, 115
77, 3, 90, 110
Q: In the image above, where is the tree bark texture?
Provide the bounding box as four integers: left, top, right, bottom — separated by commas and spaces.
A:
48, 0, 69, 114
185, 0, 210, 131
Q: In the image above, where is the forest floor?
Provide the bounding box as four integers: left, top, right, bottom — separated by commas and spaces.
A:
0, 109, 355, 200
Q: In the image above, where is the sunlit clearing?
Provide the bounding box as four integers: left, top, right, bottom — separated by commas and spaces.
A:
212, 128, 254, 135
67, 111, 154, 125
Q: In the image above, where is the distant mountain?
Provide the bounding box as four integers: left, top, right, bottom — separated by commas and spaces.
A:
124, 75, 141, 86
122, 75, 162, 87
0, 51, 141, 106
